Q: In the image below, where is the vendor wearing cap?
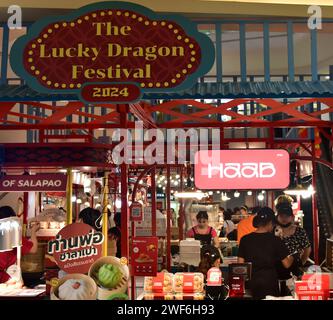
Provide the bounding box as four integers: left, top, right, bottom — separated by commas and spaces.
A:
186, 211, 219, 247
275, 199, 311, 295
238, 207, 294, 299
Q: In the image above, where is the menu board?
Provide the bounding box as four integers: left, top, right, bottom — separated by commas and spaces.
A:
131, 237, 158, 276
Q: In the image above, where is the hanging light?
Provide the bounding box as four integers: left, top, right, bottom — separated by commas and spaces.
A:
262, 190, 266, 194
115, 199, 122, 209
107, 204, 112, 210
221, 192, 230, 201
301, 185, 316, 199
208, 191, 213, 196
257, 194, 264, 201
174, 191, 207, 200
84, 201, 90, 207
284, 184, 309, 196
247, 191, 253, 196
176, 174, 180, 179
71, 195, 77, 202
76, 198, 82, 204
174, 181, 179, 186
95, 203, 101, 209
216, 191, 221, 194
234, 191, 240, 198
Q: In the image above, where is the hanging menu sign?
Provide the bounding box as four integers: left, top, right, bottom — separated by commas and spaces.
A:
10, 1, 214, 103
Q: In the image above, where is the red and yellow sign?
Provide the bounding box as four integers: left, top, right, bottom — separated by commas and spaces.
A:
47, 223, 104, 274
11, 2, 214, 103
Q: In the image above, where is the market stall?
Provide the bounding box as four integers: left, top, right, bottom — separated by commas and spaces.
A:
0, 0, 333, 301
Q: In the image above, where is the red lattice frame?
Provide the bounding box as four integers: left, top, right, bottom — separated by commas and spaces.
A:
148, 98, 333, 128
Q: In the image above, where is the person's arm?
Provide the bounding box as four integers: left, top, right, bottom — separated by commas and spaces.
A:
237, 237, 246, 263
213, 236, 220, 248
298, 228, 312, 265
186, 228, 194, 238
211, 228, 219, 248
281, 255, 294, 269
301, 246, 311, 265
275, 235, 294, 269
28, 223, 40, 254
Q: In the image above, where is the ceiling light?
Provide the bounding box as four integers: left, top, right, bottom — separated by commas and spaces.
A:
174, 192, 207, 200
257, 194, 264, 201
234, 191, 240, 198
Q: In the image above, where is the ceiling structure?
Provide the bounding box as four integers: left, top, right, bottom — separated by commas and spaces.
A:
1, 0, 333, 21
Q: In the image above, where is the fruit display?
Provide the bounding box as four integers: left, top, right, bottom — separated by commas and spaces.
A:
97, 264, 123, 289
174, 273, 204, 293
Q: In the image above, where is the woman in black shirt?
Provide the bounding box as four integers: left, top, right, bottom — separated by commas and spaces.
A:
238, 207, 294, 299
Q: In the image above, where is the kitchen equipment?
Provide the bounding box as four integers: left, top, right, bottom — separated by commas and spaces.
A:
0, 217, 23, 288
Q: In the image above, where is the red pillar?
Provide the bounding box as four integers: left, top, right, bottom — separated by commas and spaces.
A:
151, 167, 156, 237
166, 166, 171, 271
179, 166, 184, 241
23, 192, 29, 226
311, 146, 319, 264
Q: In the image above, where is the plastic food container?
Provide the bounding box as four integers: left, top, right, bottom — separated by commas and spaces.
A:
173, 272, 204, 293
144, 293, 174, 300
144, 272, 173, 293
174, 292, 205, 300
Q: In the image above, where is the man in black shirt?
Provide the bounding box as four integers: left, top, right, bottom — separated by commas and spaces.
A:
238, 207, 294, 299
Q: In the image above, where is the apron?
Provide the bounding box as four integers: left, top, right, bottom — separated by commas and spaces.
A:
192, 227, 213, 246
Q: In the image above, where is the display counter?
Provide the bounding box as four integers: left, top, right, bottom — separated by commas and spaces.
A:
0, 285, 46, 300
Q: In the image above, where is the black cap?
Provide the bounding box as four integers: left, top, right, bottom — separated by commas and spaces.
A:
196, 211, 209, 220
253, 207, 276, 228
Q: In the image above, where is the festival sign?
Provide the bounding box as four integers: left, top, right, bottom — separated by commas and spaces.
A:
47, 223, 104, 274
194, 149, 290, 190
0, 174, 67, 192
10, 1, 215, 103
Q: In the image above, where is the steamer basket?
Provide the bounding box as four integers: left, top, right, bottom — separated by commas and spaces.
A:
50, 273, 97, 300
88, 256, 129, 300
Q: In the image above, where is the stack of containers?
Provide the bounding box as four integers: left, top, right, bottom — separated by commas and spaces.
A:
143, 272, 205, 300
173, 273, 205, 300
179, 239, 201, 266
144, 272, 174, 300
